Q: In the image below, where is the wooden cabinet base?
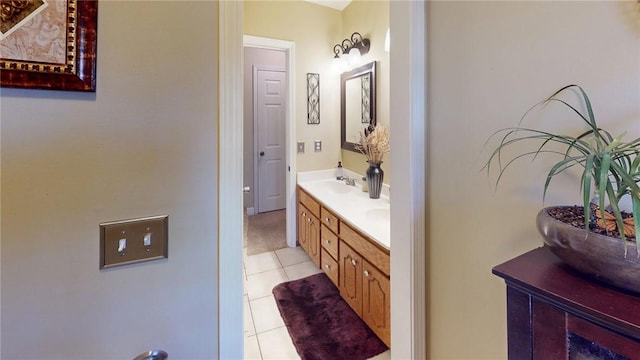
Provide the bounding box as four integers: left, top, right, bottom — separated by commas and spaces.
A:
493, 247, 640, 359
298, 186, 391, 347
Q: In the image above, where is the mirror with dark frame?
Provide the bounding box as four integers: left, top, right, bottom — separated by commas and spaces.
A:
341, 61, 376, 152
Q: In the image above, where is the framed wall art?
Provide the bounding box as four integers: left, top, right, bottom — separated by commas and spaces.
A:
0, 0, 98, 92
307, 73, 320, 124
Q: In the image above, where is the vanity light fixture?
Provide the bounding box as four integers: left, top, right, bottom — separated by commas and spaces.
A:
332, 32, 371, 71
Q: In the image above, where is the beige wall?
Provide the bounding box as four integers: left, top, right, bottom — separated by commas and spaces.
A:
243, 0, 391, 180
244, 1, 343, 173
1, 1, 219, 358
427, 1, 640, 358
341, 0, 390, 179
243, 47, 287, 210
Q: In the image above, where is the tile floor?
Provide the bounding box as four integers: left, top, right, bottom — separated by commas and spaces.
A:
243, 246, 391, 360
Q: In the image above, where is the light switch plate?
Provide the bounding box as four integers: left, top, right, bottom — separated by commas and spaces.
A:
314, 140, 322, 152
100, 215, 168, 269
297, 142, 305, 153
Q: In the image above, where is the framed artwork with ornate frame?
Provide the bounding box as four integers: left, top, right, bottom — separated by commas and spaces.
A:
0, 0, 98, 92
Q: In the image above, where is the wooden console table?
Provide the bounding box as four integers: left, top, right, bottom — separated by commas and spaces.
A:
492, 246, 640, 359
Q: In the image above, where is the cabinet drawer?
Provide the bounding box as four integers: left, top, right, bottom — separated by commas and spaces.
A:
321, 249, 339, 287
321, 225, 338, 259
320, 207, 339, 234
340, 223, 390, 276
298, 187, 320, 217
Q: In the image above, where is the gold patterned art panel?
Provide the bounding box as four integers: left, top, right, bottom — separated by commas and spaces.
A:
1, 0, 48, 39
0, 0, 97, 91
1, 0, 72, 71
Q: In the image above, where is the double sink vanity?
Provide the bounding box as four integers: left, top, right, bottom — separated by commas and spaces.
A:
292, 59, 391, 346
297, 170, 390, 347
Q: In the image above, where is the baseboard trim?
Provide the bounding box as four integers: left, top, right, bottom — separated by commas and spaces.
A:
246, 207, 255, 216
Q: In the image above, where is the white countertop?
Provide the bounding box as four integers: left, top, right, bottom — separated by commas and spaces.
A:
297, 170, 390, 250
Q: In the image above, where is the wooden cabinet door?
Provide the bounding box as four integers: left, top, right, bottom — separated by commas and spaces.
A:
363, 259, 391, 347
307, 212, 320, 267
298, 205, 309, 254
339, 241, 363, 316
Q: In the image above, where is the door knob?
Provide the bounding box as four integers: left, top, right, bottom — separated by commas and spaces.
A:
259, 151, 265, 156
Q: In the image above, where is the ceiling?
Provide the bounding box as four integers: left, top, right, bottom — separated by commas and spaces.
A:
304, 0, 352, 11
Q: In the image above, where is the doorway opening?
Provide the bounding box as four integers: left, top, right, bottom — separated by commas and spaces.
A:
220, 3, 427, 358
243, 46, 289, 256
244, 50, 287, 217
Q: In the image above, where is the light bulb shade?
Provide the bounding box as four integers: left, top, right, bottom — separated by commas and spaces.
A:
333, 56, 348, 73
347, 47, 361, 67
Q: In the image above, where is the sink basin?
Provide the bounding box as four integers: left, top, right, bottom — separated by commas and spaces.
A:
366, 208, 390, 222
319, 181, 352, 194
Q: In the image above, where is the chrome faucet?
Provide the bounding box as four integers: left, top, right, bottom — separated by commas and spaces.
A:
343, 177, 356, 186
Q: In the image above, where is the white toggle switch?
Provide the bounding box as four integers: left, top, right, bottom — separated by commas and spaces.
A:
118, 238, 126, 252
144, 233, 152, 246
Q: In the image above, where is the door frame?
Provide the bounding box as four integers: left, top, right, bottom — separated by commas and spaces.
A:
389, 2, 427, 358
218, 2, 426, 359
252, 65, 287, 215
245, 35, 296, 248
217, 2, 243, 359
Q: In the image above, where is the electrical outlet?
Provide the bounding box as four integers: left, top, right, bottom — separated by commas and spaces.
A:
314, 140, 322, 152
297, 142, 305, 153
100, 215, 168, 269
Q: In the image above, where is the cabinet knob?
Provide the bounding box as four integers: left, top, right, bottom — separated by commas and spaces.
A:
324, 264, 330, 269
307, 218, 311, 223
351, 259, 357, 266
325, 239, 330, 245
302, 212, 306, 217
364, 270, 370, 277
325, 217, 330, 222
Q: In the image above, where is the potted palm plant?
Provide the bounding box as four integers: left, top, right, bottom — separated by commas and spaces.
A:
483, 84, 640, 293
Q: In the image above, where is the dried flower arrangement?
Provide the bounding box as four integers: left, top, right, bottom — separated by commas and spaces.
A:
356, 125, 391, 163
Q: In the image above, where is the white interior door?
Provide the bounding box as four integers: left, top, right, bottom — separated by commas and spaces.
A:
254, 66, 287, 213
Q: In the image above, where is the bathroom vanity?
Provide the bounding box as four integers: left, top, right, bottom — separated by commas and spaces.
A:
297, 171, 390, 347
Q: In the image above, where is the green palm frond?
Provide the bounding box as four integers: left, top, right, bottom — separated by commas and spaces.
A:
482, 85, 640, 251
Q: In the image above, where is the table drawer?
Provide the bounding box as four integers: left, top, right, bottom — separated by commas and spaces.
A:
321, 248, 339, 287
321, 225, 338, 259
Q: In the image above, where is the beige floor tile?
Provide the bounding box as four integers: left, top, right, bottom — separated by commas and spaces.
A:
257, 326, 300, 360
245, 251, 283, 275
250, 295, 285, 334
246, 268, 288, 300
244, 335, 262, 360
283, 260, 322, 281
244, 295, 255, 337
368, 349, 391, 360
274, 246, 311, 267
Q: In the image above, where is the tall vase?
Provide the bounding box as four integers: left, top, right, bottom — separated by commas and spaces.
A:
366, 161, 384, 199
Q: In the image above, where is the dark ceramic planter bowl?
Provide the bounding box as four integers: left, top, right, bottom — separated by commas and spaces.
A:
537, 206, 640, 294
